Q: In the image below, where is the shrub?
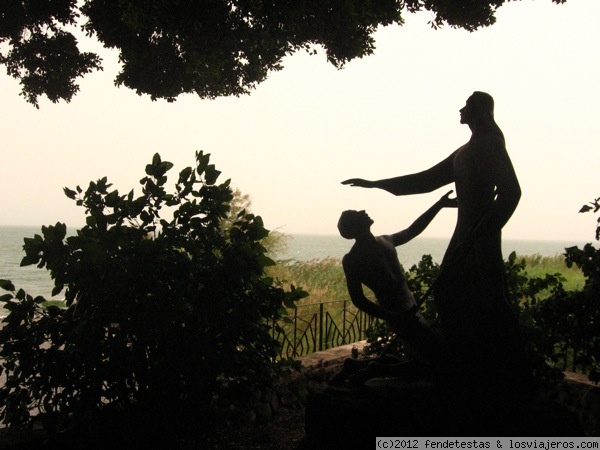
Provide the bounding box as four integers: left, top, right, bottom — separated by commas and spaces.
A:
363, 250, 571, 389
0, 151, 306, 445
533, 197, 600, 383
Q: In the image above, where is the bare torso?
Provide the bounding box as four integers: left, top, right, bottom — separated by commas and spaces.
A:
344, 236, 416, 313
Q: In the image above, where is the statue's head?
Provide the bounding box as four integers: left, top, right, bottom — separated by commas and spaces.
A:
470, 91, 494, 118
337, 210, 373, 239
461, 91, 495, 126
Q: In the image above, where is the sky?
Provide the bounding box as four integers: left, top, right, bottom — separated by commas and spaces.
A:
1, 0, 598, 243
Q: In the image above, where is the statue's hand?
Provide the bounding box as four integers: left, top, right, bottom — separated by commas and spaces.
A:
341, 178, 373, 188
438, 190, 458, 208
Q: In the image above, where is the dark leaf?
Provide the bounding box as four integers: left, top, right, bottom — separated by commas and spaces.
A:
63, 187, 77, 199
0, 280, 16, 292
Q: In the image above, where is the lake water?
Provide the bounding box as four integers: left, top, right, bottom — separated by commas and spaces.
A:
0, 225, 588, 316
277, 233, 585, 267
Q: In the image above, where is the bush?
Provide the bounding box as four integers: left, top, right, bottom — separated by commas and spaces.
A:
0, 151, 306, 445
363, 247, 578, 389
533, 197, 600, 383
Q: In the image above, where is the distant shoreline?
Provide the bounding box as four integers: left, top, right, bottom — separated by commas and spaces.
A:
276, 234, 588, 264
0, 225, 590, 244
1, 227, 591, 317
282, 232, 589, 243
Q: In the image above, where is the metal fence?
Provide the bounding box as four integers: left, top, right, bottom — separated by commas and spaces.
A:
268, 300, 596, 377
270, 299, 377, 359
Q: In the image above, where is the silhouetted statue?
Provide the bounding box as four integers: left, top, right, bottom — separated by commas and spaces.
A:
333, 191, 456, 384
342, 92, 534, 394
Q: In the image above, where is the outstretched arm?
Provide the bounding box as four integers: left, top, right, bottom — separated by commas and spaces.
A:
342, 151, 457, 196
388, 190, 457, 246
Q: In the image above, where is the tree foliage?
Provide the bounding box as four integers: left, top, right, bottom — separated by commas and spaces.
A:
226, 187, 289, 258
0, 151, 306, 445
1, 0, 566, 107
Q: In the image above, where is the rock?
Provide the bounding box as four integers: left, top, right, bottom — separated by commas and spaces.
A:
270, 393, 280, 413
279, 390, 298, 407
304, 378, 583, 447
254, 402, 272, 423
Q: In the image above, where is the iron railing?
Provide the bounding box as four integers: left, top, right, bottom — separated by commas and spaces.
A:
268, 300, 597, 377
270, 299, 377, 359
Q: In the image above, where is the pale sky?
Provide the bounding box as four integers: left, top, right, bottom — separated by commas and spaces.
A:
1, 0, 598, 243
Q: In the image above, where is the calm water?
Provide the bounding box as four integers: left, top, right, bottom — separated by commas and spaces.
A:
0, 226, 65, 300
0, 225, 587, 316
277, 233, 585, 267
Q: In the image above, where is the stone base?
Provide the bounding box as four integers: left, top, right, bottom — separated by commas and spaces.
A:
304, 378, 583, 447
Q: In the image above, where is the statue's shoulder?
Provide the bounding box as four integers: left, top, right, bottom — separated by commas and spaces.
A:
342, 249, 359, 270
376, 234, 395, 247
471, 130, 505, 149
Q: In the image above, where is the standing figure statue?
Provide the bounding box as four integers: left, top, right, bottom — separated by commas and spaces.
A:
342, 92, 534, 395
333, 191, 456, 384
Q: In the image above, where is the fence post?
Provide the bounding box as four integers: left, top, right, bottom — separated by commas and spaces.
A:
357, 309, 363, 338
342, 300, 347, 345
293, 307, 298, 358
319, 302, 324, 351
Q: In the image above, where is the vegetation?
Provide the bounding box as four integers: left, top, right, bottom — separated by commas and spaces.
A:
270, 222, 598, 385
268, 257, 348, 304
2, 0, 566, 106
537, 197, 600, 382
517, 254, 585, 292
228, 187, 289, 258
271, 253, 583, 307
0, 152, 306, 445
0, 158, 597, 443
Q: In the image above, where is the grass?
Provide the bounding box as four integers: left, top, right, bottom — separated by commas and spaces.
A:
268, 253, 586, 358
268, 257, 348, 306
514, 253, 585, 292
270, 253, 585, 306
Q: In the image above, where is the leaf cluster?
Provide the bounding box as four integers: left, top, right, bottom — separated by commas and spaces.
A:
404, 0, 566, 32
0, 0, 102, 107
0, 151, 306, 443
555, 197, 600, 382
1, 0, 566, 106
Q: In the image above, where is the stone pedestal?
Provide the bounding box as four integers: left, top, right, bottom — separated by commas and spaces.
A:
304, 378, 582, 447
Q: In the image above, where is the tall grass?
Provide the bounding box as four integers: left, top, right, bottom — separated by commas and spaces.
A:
268, 257, 348, 306
269, 253, 585, 305
513, 253, 585, 292
267, 258, 359, 356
